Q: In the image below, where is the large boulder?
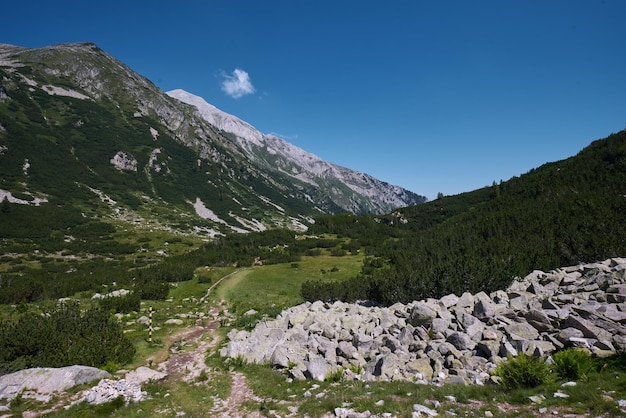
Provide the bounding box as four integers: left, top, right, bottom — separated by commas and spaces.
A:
408, 302, 437, 327
0, 365, 110, 402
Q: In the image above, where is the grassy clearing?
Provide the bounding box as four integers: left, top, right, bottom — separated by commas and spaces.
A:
214, 253, 364, 313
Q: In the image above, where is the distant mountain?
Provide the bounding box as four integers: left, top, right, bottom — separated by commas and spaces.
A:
0, 42, 426, 237
166, 89, 424, 215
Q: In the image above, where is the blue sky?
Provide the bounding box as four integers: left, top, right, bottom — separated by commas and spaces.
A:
3, 1, 626, 200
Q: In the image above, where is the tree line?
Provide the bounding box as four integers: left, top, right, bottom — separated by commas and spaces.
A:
302, 130, 626, 305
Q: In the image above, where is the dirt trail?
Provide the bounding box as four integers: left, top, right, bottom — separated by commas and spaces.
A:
149, 273, 263, 417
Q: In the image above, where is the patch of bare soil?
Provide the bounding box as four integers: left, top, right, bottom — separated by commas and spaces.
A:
152, 303, 271, 417
207, 372, 267, 418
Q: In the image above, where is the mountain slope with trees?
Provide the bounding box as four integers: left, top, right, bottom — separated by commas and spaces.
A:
303, 130, 626, 305
0, 42, 424, 242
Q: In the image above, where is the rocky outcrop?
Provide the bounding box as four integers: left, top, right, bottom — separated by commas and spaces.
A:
221, 258, 626, 384
0, 366, 110, 403
0, 365, 167, 407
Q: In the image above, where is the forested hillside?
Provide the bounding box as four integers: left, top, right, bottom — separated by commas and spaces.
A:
303, 130, 626, 305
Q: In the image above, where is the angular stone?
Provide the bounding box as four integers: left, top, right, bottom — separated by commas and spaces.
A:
456, 292, 475, 309
413, 403, 438, 417
564, 315, 613, 341
525, 309, 553, 332
568, 337, 596, 349
524, 340, 556, 357
306, 355, 329, 381
407, 358, 434, 380
337, 341, 359, 359
477, 340, 500, 359
508, 292, 532, 311
473, 292, 497, 321
482, 327, 501, 341
556, 327, 585, 345
604, 309, 626, 323
408, 302, 438, 327
499, 339, 518, 357
440, 294, 460, 308
423, 314, 446, 333
447, 332, 475, 351
438, 341, 462, 359
371, 353, 403, 380
503, 321, 540, 341
270, 346, 290, 368
541, 298, 561, 310
0, 366, 110, 402
465, 320, 486, 342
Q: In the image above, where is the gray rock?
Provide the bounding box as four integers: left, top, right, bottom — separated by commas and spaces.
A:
503, 321, 540, 341
124, 367, 167, 384
338, 340, 360, 359
413, 403, 438, 416
525, 309, 553, 332
473, 292, 497, 320
446, 332, 474, 351
306, 355, 329, 381
406, 358, 434, 380
556, 327, 585, 345
408, 302, 437, 327
477, 340, 500, 359
0, 365, 110, 402
334, 407, 372, 417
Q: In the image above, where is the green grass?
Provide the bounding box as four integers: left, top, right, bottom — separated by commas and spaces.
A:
214, 253, 364, 313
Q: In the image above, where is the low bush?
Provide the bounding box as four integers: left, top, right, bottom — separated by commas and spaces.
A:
552, 348, 595, 381
495, 354, 552, 389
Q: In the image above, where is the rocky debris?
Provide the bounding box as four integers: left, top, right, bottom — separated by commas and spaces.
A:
110, 151, 137, 171
91, 289, 131, 299
80, 378, 147, 405
222, 258, 626, 384
0, 365, 110, 403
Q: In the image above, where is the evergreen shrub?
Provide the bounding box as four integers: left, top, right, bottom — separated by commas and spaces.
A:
495, 354, 552, 389
552, 348, 595, 381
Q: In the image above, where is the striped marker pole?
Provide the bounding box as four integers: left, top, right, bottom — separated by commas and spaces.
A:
148, 305, 153, 343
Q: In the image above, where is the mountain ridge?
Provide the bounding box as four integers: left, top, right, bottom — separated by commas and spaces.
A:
0, 42, 426, 237
166, 89, 422, 213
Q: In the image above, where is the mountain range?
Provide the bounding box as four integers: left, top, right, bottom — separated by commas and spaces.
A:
0, 42, 425, 236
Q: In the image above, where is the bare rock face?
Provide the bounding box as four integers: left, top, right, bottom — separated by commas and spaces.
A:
0, 365, 110, 403
222, 257, 626, 384
110, 151, 138, 171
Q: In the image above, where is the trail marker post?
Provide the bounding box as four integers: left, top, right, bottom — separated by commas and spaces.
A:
148, 305, 153, 343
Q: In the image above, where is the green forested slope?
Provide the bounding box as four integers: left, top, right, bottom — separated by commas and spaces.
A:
304, 130, 626, 305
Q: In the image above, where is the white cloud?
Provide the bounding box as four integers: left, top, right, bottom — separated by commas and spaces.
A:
220, 68, 255, 98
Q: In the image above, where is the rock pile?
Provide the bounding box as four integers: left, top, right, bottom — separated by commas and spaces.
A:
221, 258, 626, 384
77, 366, 167, 405
81, 378, 147, 405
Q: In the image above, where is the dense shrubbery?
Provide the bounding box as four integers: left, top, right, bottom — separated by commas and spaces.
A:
0, 302, 135, 374
97, 292, 141, 313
